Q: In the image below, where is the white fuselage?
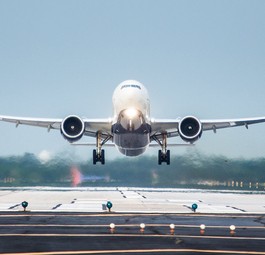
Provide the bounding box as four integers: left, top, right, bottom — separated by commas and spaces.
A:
111, 80, 151, 156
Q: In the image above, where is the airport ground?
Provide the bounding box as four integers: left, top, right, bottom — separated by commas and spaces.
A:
0, 187, 264, 254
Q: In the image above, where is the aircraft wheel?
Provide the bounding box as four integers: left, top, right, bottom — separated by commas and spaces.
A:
158, 150, 162, 165
93, 149, 97, 165
101, 149, 105, 165
166, 150, 170, 165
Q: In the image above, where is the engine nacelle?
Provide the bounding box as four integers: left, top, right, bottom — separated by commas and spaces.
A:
178, 116, 202, 143
61, 115, 85, 142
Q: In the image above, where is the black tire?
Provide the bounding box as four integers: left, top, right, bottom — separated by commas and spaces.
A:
101, 149, 105, 165
166, 150, 170, 165
93, 149, 97, 165
158, 150, 162, 165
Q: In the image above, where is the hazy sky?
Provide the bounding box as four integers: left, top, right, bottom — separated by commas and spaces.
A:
0, 0, 265, 161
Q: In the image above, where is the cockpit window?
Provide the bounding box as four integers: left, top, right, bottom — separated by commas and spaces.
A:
121, 84, 141, 90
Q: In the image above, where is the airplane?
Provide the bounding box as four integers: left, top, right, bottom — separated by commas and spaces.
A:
1, 79, 265, 165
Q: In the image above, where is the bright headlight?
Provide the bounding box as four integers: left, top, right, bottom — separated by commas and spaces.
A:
125, 108, 138, 118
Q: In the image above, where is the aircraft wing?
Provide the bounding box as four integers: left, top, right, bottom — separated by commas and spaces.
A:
82, 118, 112, 138
0, 115, 112, 138
1, 114, 265, 139
151, 116, 265, 138
201, 117, 265, 132
0, 115, 62, 130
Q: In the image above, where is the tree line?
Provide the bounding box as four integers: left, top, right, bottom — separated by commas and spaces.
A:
0, 152, 264, 188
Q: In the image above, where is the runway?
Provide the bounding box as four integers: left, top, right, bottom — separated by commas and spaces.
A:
0, 187, 264, 254
0, 187, 264, 213
0, 212, 265, 254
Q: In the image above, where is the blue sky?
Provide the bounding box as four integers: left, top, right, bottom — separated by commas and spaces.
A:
0, 0, 265, 161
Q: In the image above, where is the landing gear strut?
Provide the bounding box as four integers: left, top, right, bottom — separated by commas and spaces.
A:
154, 133, 170, 165
93, 132, 110, 165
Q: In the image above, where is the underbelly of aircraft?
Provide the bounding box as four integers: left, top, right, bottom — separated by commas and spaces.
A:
114, 133, 150, 156
112, 123, 151, 156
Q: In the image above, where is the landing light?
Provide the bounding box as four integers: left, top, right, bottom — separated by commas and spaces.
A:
125, 108, 138, 118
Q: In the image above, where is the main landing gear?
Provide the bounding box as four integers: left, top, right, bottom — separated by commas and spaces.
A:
93, 132, 110, 165
158, 149, 170, 165
93, 149, 105, 165
154, 133, 170, 165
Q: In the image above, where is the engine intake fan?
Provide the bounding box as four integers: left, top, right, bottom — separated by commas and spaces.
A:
178, 116, 202, 143
61, 115, 85, 142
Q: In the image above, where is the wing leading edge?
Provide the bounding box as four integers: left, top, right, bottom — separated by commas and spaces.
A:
0, 115, 112, 138
0, 115, 62, 130
151, 116, 265, 137
201, 117, 265, 132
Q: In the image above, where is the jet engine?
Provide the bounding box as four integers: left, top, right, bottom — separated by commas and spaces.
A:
178, 116, 202, 143
61, 115, 85, 142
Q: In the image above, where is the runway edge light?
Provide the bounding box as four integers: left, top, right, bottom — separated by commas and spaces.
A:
106, 201, 113, 212
192, 203, 198, 212
21, 201, 28, 211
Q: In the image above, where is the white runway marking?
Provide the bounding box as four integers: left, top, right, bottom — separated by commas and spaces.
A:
0, 187, 264, 213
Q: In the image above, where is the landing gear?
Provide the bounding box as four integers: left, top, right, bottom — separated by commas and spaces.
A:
158, 149, 170, 165
93, 131, 110, 165
93, 149, 105, 165
154, 133, 171, 165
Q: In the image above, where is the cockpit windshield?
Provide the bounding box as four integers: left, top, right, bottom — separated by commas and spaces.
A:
121, 84, 141, 90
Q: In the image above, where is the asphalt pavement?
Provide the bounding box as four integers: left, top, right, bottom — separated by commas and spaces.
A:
0, 211, 264, 254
